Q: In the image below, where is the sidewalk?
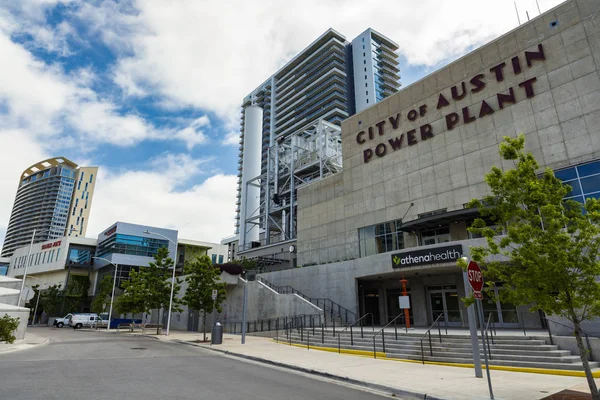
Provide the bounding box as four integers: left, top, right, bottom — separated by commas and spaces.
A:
151, 331, 595, 400
0, 331, 49, 355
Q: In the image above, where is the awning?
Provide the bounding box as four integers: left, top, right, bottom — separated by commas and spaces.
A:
398, 208, 480, 232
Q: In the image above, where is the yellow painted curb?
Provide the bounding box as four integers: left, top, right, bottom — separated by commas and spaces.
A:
272, 339, 600, 378
272, 339, 386, 358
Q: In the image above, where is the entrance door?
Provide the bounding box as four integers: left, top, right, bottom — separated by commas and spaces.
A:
429, 286, 462, 326
362, 289, 381, 325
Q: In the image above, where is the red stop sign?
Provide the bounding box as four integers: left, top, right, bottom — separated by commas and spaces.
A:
467, 261, 484, 293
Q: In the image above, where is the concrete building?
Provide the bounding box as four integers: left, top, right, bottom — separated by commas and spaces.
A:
1, 157, 98, 258
254, 0, 600, 330
233, 28, 400, 271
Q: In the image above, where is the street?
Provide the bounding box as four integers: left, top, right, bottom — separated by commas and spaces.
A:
0, 328, 390, 400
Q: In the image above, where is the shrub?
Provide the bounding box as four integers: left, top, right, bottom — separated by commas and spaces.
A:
0, 314, 20, 344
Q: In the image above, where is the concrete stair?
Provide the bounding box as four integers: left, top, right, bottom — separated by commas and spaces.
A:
278, 329, 600, 372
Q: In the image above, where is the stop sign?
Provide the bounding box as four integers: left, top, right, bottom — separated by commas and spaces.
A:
467, 261, 484, 293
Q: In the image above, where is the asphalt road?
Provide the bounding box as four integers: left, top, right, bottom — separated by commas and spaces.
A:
0, 327, 390, 400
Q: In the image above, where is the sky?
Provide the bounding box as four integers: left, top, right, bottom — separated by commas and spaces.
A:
0, 0, 564, 246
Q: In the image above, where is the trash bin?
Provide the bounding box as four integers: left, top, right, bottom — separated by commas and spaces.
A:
211, 322, 223, 345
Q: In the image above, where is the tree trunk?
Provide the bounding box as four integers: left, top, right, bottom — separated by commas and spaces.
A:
203, 310, 207, 342
573, 319, 599, 400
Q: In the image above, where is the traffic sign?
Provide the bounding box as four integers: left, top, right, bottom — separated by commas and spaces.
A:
473, 292, 483, 300
467, 261, 484, 293
211, 289, 218, 300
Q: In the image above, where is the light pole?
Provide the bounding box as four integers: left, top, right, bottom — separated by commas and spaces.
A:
143, 230, 177, 336
93, 257, 119, 331
26, 276, 48, 326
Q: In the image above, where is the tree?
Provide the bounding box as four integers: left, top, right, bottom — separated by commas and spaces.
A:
239, 257, 257, 271
91, 274, 119, 314
0, 314, 20, 344
183, 255, 227, 341
40, 284, 63, 317
116, 248, 182, 333
466, 134, 600, 399
25, 284, 41, 323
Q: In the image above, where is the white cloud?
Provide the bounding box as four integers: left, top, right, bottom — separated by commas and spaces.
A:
0, 129, 49, 245
75, 0, 564, 123
222, 131, 240, 147
0, 23, 211, 150
87, 155, 237, 243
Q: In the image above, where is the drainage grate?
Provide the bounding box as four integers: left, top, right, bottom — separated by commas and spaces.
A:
130, 347, 147, 350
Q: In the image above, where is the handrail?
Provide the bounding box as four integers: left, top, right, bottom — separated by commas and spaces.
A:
257, 276, 357, 324
484, 313, 494, 360
337, 313, 374, 353
372, 313, 405, 359
521, 311, 599, 360
419, 313, 445, 365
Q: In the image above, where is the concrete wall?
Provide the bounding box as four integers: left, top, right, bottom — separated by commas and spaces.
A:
152, 273, 321, 332
297, 0, 600, 266
0, 306, 29, 341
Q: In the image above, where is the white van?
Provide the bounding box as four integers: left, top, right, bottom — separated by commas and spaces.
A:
69, 313, 107, 329
53, 313, 74, 328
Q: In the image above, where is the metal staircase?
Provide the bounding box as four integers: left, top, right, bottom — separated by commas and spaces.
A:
256, 276, 356, 325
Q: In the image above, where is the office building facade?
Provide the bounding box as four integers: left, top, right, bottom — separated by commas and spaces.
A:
257, 0, 600, 330
233, 28, 400, 269
1, 157, 98, 258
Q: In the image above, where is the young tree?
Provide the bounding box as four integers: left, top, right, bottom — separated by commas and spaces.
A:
183, 255, 227, 341
91, 275, 118, 314
40, 284, 63, 317
0, 314, 20, 344
466, 134, 600, 399
116, 248, 182, 333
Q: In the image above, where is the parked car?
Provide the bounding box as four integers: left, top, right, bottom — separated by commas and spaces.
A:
53, 313, 74, 328
69, 313, 107, 329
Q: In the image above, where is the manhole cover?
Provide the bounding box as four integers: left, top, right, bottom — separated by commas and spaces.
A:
130, 347, 147, 350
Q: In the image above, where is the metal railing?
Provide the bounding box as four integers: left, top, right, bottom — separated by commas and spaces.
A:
337, 313, 375, 354
419, 314, 445, 364
257, 277, 356, 324
520, 312, 599, 361
226, 313, 321, 336
372, 313, 408, 359
484, 313, 495, 360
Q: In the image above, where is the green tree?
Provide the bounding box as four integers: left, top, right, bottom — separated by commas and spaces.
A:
40, 284, 63, 317
25, 285, 41, 323
0, 314, 20, 344
465, 134, 600, 399
239, 257, 257, 270
183, 255, 227, 341
91, 275, 120, 314
116, 248, 183, 333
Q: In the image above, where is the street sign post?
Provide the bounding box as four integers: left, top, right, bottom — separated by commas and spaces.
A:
467, 261, 494, 399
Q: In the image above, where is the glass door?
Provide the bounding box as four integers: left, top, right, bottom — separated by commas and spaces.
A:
429, 286, 462, 326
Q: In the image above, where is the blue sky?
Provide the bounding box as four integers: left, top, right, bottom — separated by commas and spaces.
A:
0, 0, 563, 245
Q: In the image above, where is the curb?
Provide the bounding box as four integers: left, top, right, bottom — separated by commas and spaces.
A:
0, 337, 50, 355
174, 340, 447, 400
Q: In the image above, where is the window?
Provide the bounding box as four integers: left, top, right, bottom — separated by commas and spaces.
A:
420, 226, 451, 246
212, 254, 217, 264
218, 255, 224, 264
89, 174, 93, 183
96, 234, 169, 258
80, 171, 84, 181
364, 68, 366, 72
555, 160, 600, 204
56, 248, 61, 260
365, 83, 368, 87
42, 252, 46, 264
359, 220, 404, 257
366, 99, 369, 104
364, 60, 366, 64
363, 52, 365, 57
366, 91, 368, 95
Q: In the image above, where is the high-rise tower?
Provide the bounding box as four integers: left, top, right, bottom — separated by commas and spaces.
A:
1, 157, 98, 257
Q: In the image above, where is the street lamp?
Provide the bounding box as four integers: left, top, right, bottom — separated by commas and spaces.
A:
143, 230, 177, 336
25, 275, 48, 326
93, 256, 119, 331
18, 227, 77, 307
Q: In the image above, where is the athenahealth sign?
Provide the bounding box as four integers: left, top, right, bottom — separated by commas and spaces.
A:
392, 245, 463, 268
